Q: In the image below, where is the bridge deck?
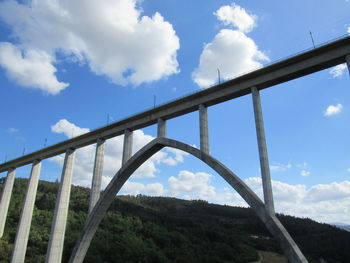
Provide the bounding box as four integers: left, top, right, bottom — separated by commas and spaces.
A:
1, 35, 350, 172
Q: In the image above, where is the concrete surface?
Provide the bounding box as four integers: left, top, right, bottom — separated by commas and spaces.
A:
251, 87, 275, 215
46, 149, 75, 263
89, 139, 105, 214
11, 160, 42, 263
0, 168, 16, 238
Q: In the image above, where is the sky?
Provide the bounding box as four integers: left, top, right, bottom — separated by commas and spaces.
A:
0, 0, 350, 225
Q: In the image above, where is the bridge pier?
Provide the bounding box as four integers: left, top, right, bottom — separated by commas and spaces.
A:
46, 148, 75, 263
0, 168, 16, 238
346, 55, 350, 74
11, 160, 41, 263
199, 104, 209, 154
122, 129, 133, 165
89, 138, 105, 214
251, 87, 275, 215
157, 118, 166, 137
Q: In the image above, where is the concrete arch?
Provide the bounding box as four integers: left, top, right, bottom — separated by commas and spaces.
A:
68, 137, 307, 263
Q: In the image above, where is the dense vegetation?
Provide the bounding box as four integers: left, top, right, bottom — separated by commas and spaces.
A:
0, 178, 350, 262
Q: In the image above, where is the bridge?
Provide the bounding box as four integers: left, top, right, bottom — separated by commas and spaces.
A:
1, 35, 350, 263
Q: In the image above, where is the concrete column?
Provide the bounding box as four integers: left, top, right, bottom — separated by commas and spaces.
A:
89, 138, 105, 214
122, 129, 133, 165
157, 118, 166, 137
11, 160, 41, 263
346, 55, 350, 75
0, 168, 16, 238
45, 149, 75, 263
199, 104, 209, 154
251, 87, 275, 215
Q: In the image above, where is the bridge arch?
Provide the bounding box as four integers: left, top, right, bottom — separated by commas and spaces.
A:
68, 137, 307, 263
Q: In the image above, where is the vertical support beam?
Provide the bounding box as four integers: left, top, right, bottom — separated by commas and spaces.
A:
45, 148, 75, 263
346, 55, 350, 75
251, 87, 275, 215
11, 160, 41, 263
0, 168, 16, 238
157, 118, 166, 137
122, 129, 133, 165
199, 104, 209, 154
89, 138, 105, 214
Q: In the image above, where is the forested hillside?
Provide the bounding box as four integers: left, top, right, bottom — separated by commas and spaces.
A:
0, 178, 350, 262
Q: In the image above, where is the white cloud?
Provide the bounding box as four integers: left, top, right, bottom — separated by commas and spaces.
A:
0, 42, 68, 94
144, 183, 165, 196
120, 181, 165, 196
300, 170, 311, 177
329, 64, 347, 78
214, 4, 257, 33
348, 27, 350, 34
120, 181, 145, 195
164, 172, 350, 223
305, 182, 350, 202
50, 119, 188, 188
225, 177, 350, 224
51, 119, 89, 138
192, 29, 268, 88
270, 163, 292, 172
0, 0, 179, 93
168, 170, 216, 200
7, 127, 19, 133
296, 162, 308, 168
162, 147, 189, 166
193, 3, 267, 88
324, 103, 343, 117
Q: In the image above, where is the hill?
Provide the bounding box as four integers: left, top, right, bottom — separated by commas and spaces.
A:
333, 224, 350, 232
0, 178, 350, 262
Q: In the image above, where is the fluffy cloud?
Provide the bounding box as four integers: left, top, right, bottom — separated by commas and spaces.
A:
121, 181, 165, 196
329, 64, 347, 78
50, 119, 187, 187
300, 170, 311, 177
192, 30, 268, 88
214, 3, 257, 33
51, 119, 89, 138
168, 170, 216, 200
193, 4, 267, 88
165, 172, 350, 224
324, 103, 343, 116
7, 128, 19, 134
0, 42, 68, 94
270, 163, 292, 172
220, 177, 350, 224
306, 182, 350, 202
0, 0, 179, 93
162, 147, 189, 166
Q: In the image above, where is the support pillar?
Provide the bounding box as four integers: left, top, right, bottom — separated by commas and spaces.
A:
199, 104, 209, 154
157, 118, 166, 137
11, 160, 41, 263
251, 87, 275, 215
0, 168, 16, 238
89, 139, 105, 214
46, 148, 75, 263
122, 129, 133, 165
346, 55, 350, 75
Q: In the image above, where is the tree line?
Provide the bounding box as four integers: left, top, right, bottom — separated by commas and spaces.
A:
0, 178, 349, 262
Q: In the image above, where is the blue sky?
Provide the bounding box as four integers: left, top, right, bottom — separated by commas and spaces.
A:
0, 0, 350, 224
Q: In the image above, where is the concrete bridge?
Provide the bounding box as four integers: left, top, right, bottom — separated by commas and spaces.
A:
1, 35, 350, 263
